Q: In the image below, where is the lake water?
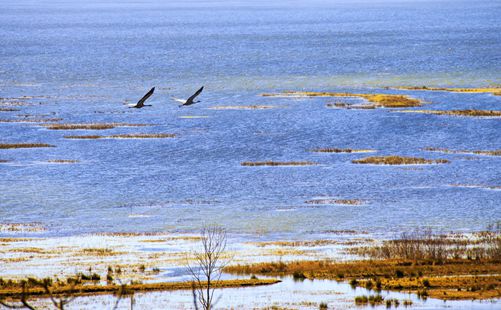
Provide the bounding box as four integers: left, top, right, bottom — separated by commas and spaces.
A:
0, 0, 500, 240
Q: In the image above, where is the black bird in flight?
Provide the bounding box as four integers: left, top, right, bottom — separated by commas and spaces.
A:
173, 86, 204, 107
129, 87, 155, 108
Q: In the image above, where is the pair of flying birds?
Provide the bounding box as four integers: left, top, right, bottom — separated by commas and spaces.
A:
129, 86, 204, 108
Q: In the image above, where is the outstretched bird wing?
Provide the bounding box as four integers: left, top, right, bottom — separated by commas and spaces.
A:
134, 87, 155, 108
184, 86, 204, 106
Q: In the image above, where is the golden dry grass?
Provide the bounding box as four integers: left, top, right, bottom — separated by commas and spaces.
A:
0, 143, 55, 149
43, 123, 149, 130
241, 161, 317, 166
310, 148, 375, 153
395, 109, 501, 117
262, 91, 422, 108
224, 259, 501, 300
424, 147, 501, 156
0, 279, 281, 298
393, 86, 501, 96
352, 156, 449, 165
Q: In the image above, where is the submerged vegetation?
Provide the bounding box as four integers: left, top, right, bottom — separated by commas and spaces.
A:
352, 156, 449, 165
395, 109, 501, 117
262, 91, 423, 108
0, 143, 55, 149
241, 161, 317, 166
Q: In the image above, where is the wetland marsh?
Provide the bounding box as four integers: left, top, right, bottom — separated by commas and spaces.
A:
1, 0, 500, 308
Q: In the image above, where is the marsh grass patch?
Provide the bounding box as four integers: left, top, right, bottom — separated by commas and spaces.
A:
392, 86, 501, 96
43, 123, 149, 130
0, 143, 55, 149
262, 91, 423, 108
311, 148, 375, 153
305, 199, 365, 206
64, 133, 175, 139
424, 147, 501, 156
241, 161, 317, 166
46, 159, 79, 164
352, 156, 449, 165
208, 105, 280, 110
395, 109, 501, 117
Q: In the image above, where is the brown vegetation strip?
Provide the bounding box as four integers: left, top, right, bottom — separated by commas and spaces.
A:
262, 91, 422, 108
0, 160, 10, 163
0, 279, 281, 298
0, 143, 55, 149
352, 156, 449, 165
310, 148, 375, 153
43, 123, 149, 130
241, 161, 317, 166
424, 147, 501, 156
225, 260, 500, 300
395, 109, 501, 117
64, 134, 175, 139
0, 108, 20, 112
392, 86, 501, 96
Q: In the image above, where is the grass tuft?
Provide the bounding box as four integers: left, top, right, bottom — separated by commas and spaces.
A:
241, 161, 317, 166
352, 156, 449, 165
0, 143, 55, 149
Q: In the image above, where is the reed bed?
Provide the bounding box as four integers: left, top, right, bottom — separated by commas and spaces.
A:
241, 161, 317, 166
310, 148, 375, 153
396, 109, 501, 117
0, 143, 55, 149
424, 147, 501, 156
43, 123, 149, 130
348, 229, 501, 261
352, 156, 449, 165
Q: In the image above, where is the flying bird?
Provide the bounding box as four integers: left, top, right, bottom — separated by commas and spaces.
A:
172, 86, 204, 107
129, 87, 155, 108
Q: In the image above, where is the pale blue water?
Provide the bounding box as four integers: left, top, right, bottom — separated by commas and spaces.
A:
0, 0, 500, 238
